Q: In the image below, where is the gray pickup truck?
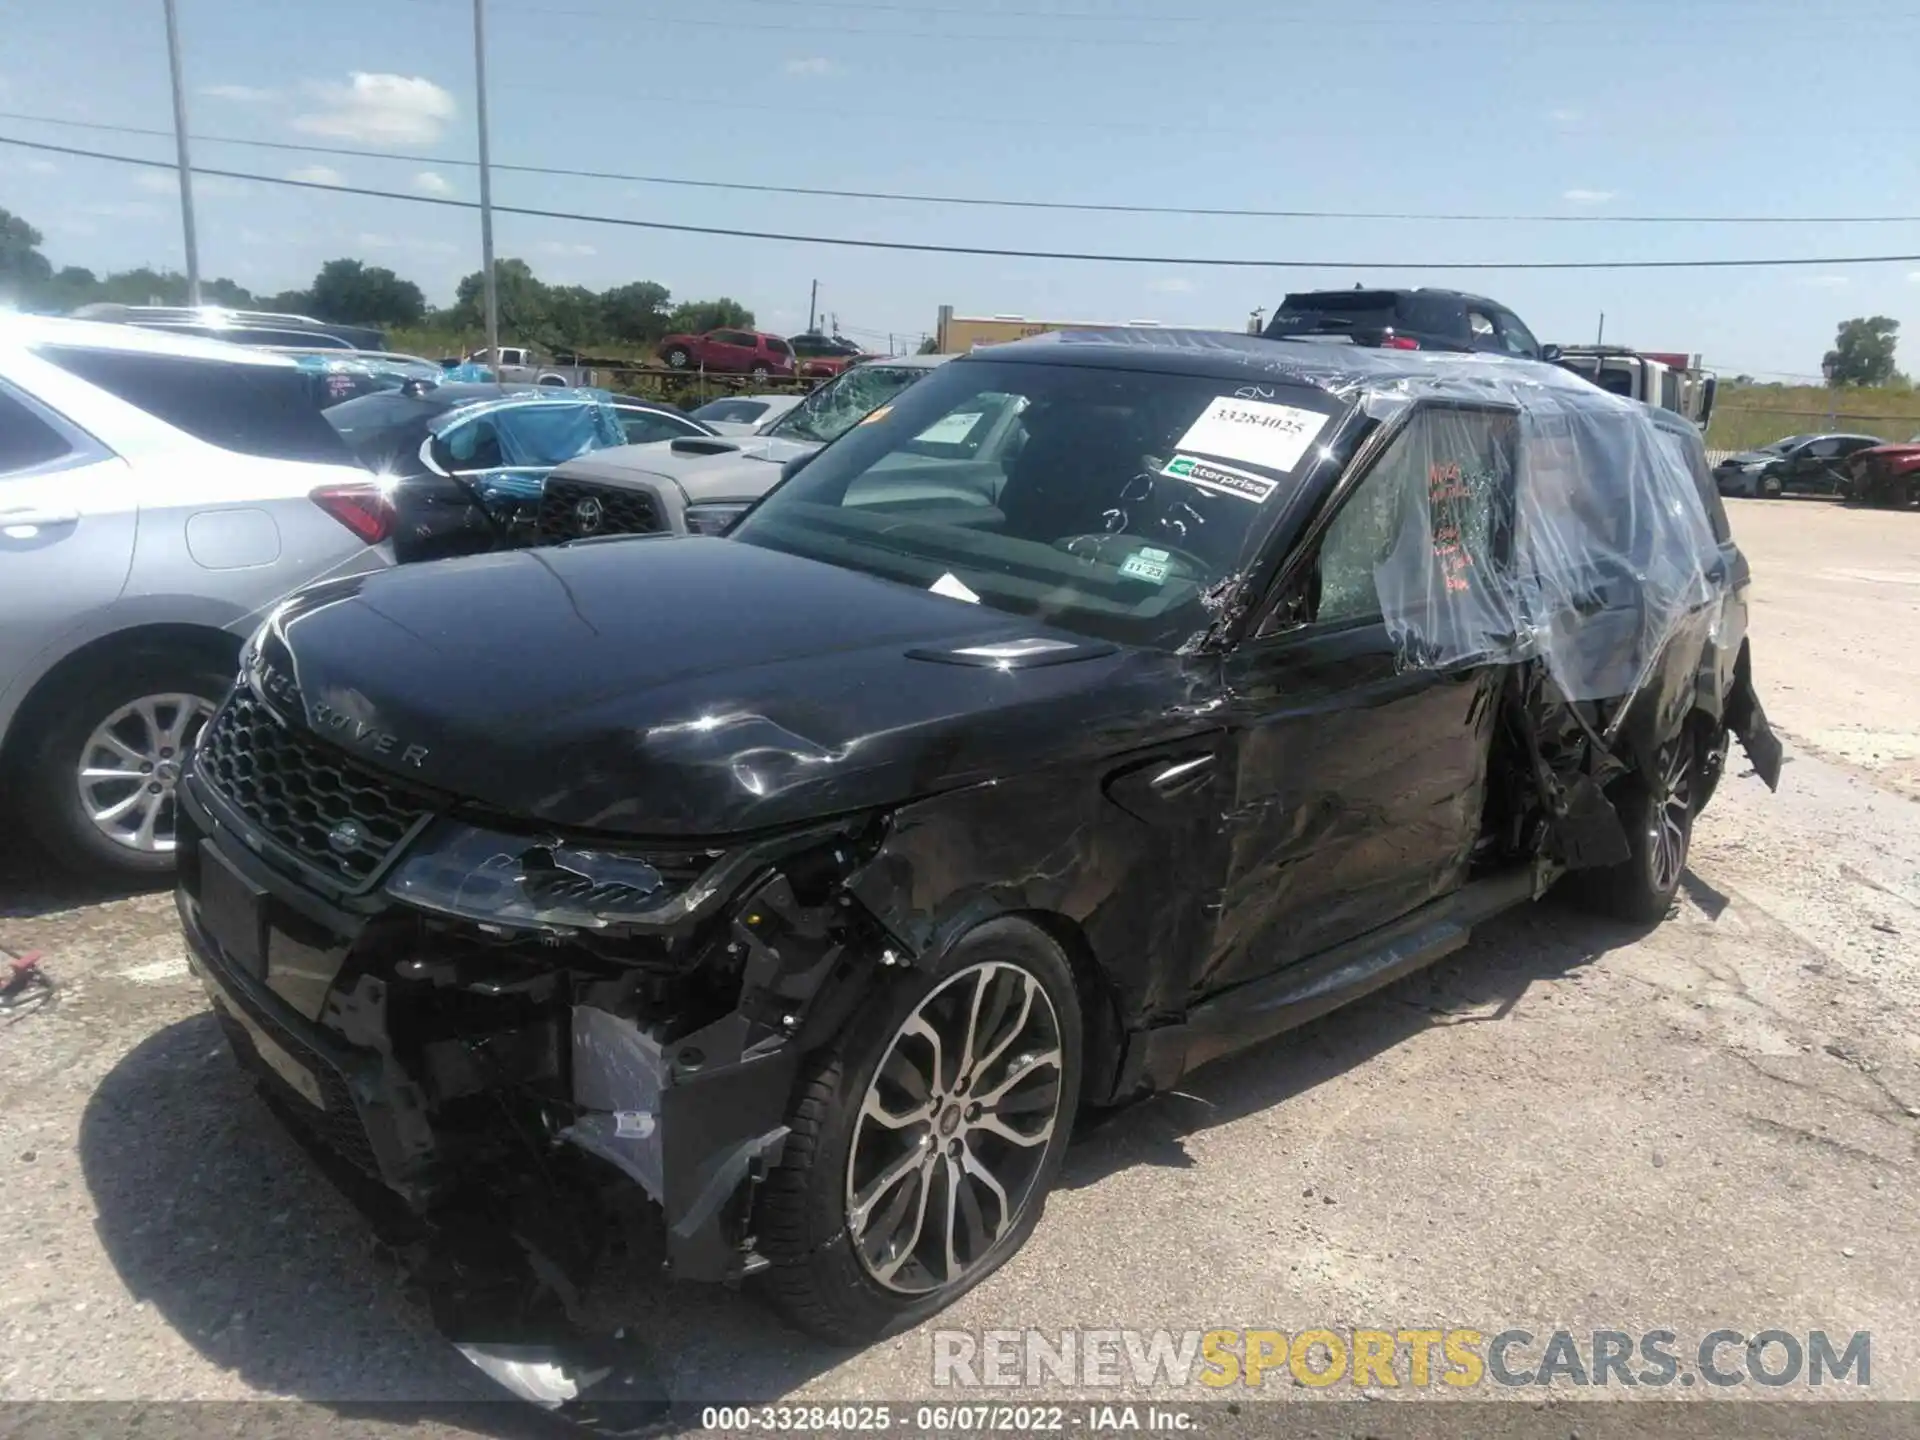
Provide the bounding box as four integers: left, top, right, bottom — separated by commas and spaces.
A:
463, 345, 596, 387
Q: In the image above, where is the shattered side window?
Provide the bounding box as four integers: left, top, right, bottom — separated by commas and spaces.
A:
1328, 406, 1515, 642
1361, 369, 1723, 709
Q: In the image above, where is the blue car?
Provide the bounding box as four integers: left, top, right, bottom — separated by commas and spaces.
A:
322, 382, 717, 562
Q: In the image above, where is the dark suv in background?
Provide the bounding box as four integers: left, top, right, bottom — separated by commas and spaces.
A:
1264, 287, 1554, 360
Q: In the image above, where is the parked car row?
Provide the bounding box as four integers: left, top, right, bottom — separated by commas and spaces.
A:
1711, 432, 1886, 498
657, 327, 879, 379
0, 316, 956, 880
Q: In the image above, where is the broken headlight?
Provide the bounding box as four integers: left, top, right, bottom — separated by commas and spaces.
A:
384, 820, 686, 931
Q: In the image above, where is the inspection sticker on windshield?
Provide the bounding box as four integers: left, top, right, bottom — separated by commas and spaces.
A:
1173, 397, 1327, 475
1119, 549, 1170, 584
1161, 454, 1281, 504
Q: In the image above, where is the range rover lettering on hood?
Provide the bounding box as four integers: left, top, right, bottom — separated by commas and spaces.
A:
255, 657, 431, 768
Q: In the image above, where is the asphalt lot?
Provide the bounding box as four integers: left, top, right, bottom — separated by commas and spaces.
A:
0, 496, 1915, 1426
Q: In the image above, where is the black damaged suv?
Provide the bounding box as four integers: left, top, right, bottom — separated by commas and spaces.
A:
175, 330, 1778, 1354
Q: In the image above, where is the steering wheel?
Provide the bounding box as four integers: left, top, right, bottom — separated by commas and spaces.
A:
1052, 532, 1209, 582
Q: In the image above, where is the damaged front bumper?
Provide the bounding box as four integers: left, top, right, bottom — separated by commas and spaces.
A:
174, 772, 879, 1287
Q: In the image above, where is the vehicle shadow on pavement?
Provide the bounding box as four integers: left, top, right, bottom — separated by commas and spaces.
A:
76, 1013, 858, 1419
76, 896, 1654, 1420
0, 835, 158, 920
1059, 897, 1652, 1189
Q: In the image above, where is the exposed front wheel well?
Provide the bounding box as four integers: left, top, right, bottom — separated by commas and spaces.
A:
1010, 909, 1127, 1115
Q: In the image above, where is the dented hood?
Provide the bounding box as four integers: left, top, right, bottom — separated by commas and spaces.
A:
252, 537, 1196, 837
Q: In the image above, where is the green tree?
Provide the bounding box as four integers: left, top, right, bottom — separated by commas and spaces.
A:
0, 207, 53, 303
536, 284, 606, 354
600, 279, 671, 345
451, 257, 549, 339
41, 265, 100, 312
1823, 316, 1900, 387
917, 336, 940, 355
666, 296, 754, 335
307, 258, 426, 327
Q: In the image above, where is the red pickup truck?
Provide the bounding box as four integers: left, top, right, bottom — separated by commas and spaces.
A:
1846, 436, 1920, 508
656, 328, 796, 379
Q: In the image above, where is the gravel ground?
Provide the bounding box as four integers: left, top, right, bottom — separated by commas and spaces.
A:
0, 496, 1914, 1430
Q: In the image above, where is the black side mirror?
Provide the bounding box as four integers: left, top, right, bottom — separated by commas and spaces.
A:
780, 452, 815, 484
1540, 344, 1564, 364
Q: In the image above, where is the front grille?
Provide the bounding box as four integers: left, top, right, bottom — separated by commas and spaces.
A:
193, 690, 433, 887
535, 476, 664, 545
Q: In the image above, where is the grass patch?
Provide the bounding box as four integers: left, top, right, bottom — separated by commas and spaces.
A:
1709, 385, 1920, 451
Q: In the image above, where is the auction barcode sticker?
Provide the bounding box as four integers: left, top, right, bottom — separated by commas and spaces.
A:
1173, 396, 1328, 475
1161, 454, 1280, 503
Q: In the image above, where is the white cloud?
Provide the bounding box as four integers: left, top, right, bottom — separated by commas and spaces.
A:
293, 73, 456, 146
1148, 276, 1196, 294
1801, 274, 1851, 289
1562, 188, 1617, 204
201, 83, 277, 103
46, 218, 97, 237
287, 165, 345, 186
1548, 107, 1582, 124
133, 170, 246, 197
784, 56, 836, 75
536, 241, 597, 257
1907, 271, 1920, 284
25, 158, 56, 175
356, 232, 459, 255
412, 170, 454, 196
82, 200, 160, 219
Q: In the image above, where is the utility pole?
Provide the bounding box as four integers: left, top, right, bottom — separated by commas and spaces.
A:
472, 0, 501, 381
161, 0, 202, 306
807, 280, 818, 333
1596, 311, 1605, 346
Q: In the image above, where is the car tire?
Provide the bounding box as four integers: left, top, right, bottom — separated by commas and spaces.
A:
1565, 730, 1696, 924
665, 347, 692, 369
758, 917, 1083, 1345
1760, 472, 1783, 498
751, 364, 772, 383
19, 649, 231, 881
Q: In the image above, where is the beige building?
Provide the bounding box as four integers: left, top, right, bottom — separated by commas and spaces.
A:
933, 306, 1165, 355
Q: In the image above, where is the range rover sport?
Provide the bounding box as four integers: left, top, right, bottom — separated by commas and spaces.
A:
174, 329, 1780, 1370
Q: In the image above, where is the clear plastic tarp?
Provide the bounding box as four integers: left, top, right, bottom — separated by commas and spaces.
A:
1345, 357, 1724, 708
427, 390, 628, 503
1039, 329, 1724, 707
287, 350, 443, 406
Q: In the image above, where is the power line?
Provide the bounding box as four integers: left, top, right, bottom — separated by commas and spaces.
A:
12, 133, 1920, 273
416, 0, 1920, 37
8, 110, 1919, 227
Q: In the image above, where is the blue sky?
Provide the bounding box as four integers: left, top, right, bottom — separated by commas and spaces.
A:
1, 0, 1915, 376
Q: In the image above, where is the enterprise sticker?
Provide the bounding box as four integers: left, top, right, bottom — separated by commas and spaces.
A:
1161, 454, 1280, 504
1173, 396, 1327, 474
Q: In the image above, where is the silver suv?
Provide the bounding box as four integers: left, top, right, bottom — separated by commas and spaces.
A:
527, 354, 953, 544
0, 317, 392, 879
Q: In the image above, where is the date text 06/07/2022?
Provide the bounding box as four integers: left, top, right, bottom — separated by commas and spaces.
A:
698, 1403, 1197, 1432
